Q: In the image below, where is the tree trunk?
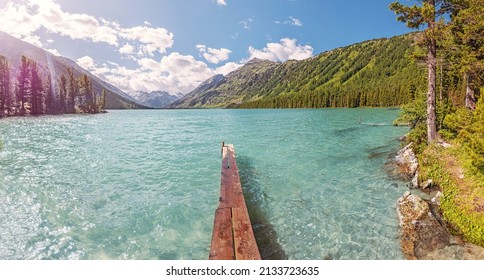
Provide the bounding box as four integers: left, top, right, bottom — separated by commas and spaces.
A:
426, 0, 438, 144
427, 37, 438, 143
465, 74, 476, 110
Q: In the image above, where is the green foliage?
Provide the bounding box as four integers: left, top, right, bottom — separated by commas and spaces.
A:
441, 107, 472, 139
458, 97, 484, 173
393, 93, 430, 153
420, 145, 484, 246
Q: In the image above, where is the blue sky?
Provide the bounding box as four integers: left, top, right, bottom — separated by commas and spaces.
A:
0, 0, 410, 94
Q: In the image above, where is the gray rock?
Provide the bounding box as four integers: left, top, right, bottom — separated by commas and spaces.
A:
395, 143, 419, 179
396, 192, 450, 259
431, 191, 443, 206
411, 170, 419, 189
423, 243, 484, 260
419, 179, 433, 189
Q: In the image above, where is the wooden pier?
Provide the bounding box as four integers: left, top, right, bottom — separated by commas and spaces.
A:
209, 143, 261, 260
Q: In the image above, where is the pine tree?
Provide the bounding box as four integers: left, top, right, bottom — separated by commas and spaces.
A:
101, 88, 107, 111
447, 0, 484, 110
390, 0, 451, 143
0, 55, 10, 116
45, 73, 56, 115
58, 74, 67, 114
17, 55, 30, 115
66, 67, 76, 113
80, 74, 95, 113
29, 60, 44, 115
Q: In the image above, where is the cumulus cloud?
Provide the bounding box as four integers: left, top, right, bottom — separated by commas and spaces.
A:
79, 52, 225, 94
196, 44, 232, 64
248, 38, 313, 62
215, 62, 243, 76
119, 26, 173, 56
119, 43, 135, 55
216, 0, 227, 6
0, 0, 174, 56
76, 56, 96, 70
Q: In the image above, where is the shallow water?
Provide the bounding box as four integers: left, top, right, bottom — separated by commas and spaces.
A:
0, 109, 408, 259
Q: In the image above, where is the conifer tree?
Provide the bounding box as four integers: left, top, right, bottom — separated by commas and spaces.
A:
45, 73, 56, 115
66, 67, 76, 113
58, 74, 67, 114
390, 0, 451, 143
17, 55, 30, 114
80, 74, 95, 112
447, 0, 484, 110
0, 55, 10, 116
101, 88, 107, 111
29, 60, 44, 115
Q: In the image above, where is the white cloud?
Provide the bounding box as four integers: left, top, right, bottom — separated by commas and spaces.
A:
76, 56, 96, 70
119, 43, 135, 55
275, 16, 303, 27
79, 52, 218, 94
196, 44, 232, 64
0, 0, 174, 56
215, 62, 243, 75
46, 48, 61, 56
216, 0, 227, 6
290, 16, 303, 27
119, 26, 174, 56
248, 38, 313, 62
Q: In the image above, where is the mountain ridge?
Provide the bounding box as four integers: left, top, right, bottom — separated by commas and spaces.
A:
129, 91, 182, 108
172, 33, 426, 109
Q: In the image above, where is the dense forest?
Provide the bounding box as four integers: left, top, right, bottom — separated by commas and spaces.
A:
172, 33, 428, 108
390, 0, 483, 247
0, 54, 106, 117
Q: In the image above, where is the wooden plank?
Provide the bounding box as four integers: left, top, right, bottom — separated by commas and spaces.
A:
232, 207, 261, 260
219, 145, 236, 208
209, 143, 260, 260
209, 207, 235, 260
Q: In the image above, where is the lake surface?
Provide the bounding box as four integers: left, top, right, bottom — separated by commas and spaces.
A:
0, 109, 409, 260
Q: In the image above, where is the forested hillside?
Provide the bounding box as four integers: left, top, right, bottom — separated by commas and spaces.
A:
172, 33, 427, 108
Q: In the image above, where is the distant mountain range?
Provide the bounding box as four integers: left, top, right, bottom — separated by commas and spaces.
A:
129, 91, 183, 108
172, 33, 425, 109
0, 31, 146, 109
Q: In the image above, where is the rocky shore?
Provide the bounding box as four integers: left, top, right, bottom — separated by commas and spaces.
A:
392, 143, 484, 259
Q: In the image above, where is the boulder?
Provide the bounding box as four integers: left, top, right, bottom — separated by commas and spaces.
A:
419, 179, 434, 190
423, 243, 484, 260
395, 143, 418, 180
411, 171, 419, 189
396, 192, 451, 259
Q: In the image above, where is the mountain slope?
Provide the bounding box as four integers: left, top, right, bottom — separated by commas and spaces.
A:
129, 91, 182, 108
172, 33, 426, 108
0, 31, 147, 109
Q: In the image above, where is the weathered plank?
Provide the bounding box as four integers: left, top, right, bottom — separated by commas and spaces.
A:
209, 207, 235, 260
232, 207, 261, 260
209, 143, 261, 260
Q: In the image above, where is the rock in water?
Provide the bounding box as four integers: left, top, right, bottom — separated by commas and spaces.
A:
395, 143, 419, 180
396, 192, 450, 259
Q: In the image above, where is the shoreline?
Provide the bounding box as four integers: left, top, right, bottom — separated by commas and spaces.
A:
391, 142, 484, 259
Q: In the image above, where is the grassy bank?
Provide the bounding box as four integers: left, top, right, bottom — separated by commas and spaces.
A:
419, 143, 484, 246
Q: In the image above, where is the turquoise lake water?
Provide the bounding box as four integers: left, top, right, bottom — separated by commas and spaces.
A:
0, 109, 409, 260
